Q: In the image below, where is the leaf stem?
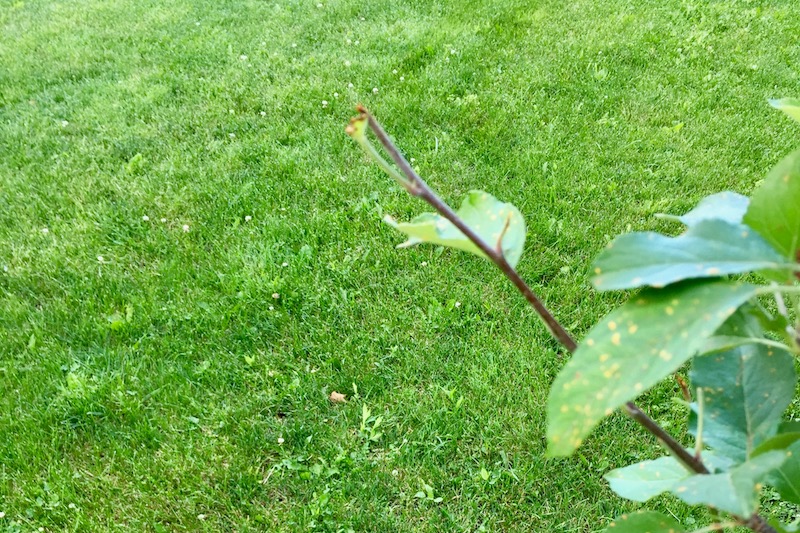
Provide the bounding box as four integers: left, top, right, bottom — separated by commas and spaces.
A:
755, 285, 800, 297
694, 388, 704, 460
347, 107, 778, 533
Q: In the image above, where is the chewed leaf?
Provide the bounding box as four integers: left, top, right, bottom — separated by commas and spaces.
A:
591, 220, 791, 290
601, 511, 685, 533
770, 98, 800, 124
384, 190, 526, 268
658, 191, 750, 227
546, 280, 757, 457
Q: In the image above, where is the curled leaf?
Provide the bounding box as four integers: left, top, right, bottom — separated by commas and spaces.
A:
384, 190, 526, 267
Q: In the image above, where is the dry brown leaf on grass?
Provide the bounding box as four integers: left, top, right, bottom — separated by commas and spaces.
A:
329, 391, 347, 403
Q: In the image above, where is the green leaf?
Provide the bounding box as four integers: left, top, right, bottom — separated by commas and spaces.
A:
546, 280, 757, 457
697, 304, 791, 355
670, 451, 789, 516
751, 432, 800, 459
601, 511, 685, 533
766, 440, 800, 504
591, 220, 791, 291
383, 190, 526, 268
659, 191, 750, 227
744, 148, 800, 262
604, 456, 690, 502
689, 341, 796, 462
770, 97, 800, 124
779, 421, 800, 433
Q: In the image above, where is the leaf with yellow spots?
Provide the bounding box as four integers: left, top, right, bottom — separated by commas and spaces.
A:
669, 450, 789, 516
591, 220, 793, 291
770, 97, 800, 124
601, 511, 685, 532
744, 148, 800, 261
689, 336, 796, 463
658, 191, 749, 227
546, 280, 757, 457
383, 190, 526, 268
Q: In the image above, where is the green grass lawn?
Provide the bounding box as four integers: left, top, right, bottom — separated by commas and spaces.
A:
2, 0, 799, 530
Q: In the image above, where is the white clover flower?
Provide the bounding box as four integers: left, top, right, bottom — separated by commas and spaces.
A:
197, 514, 207, 520
455, 301, 461, 308
344, 60, 351, 67
272, 293, 279, 299
291, 43, 297, 48
142, 215, 150, 221
260, 111, 266, 116
392, 69, 398, 74
420, 261, 427, 266
244, 215, 252, 222
68, 503, 76, 510
372, 87, 378, 94
160, 218, 167, 223
354, 40, 360, 45
348, 83, 354, 88
229, 133, 236, 138
269, 305, 274, 311
97, 256, 104, 263
61, 120, 69, 127
228, 109, 234, 114
400, 76, 405, 81
281, 262, 288, 267
277, 437, 285, 444
333, 92, 339, 98
182, 224, 190, 232
239, 54, 248, 60
0, 511, 5, 518
316, 2, 322, 6
346, 38, 352, 44
41, 227, 49, 234
322, 100, 328, 108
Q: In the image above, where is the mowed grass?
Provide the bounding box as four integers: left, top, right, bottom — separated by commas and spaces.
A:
2, 0, 800, 530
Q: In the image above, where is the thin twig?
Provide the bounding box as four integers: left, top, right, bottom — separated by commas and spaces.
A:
623, 402, 709, 474
361, 110, 577, 352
